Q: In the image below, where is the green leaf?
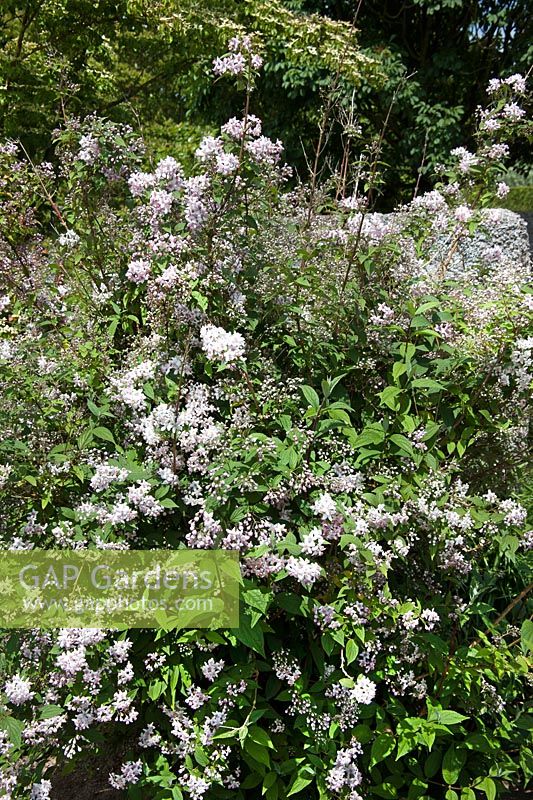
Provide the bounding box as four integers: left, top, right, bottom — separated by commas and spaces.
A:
346, 639, 359, 664
393, 361, 408, 381
521, 620, 533, 654
244, 739, 271, 767
147, 679, 166, 700
287, 768, 314, 796
478, 777, 496, 800
371, 733, 395, 766
243, 588, 272, 615
194, 744, 209, 766
92, 426, 115, 444
424, 748, 442, 778
160, 497, 178, 508
262, 772, 277, 792
442, 745, 467, 784
411, 378, 445, 392
266, 783, 279, 800
389, 433, 413, 455
353, 423, 385, 447
301, 385, 320, 411
191, 290, 208, 311
407, 777, 428, 799
143, 382, 155, 400
428, 708, 469, 726
396, 734, 417, 759
249, 726, 274, 749
0, 716, 23, 748
328, 408, 352, 424
107, 317, 119, 337
39, 704, 64, 719
234, 612, 265, 656
410, 314, 430, 329
379, 385, 402, 410
87, 399, 101, 417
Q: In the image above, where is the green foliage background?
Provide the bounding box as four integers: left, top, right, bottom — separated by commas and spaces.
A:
1, 0, 531, 204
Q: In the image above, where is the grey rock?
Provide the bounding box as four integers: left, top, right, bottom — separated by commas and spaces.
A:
423, 208, 530, 284
518, 211, 533, 254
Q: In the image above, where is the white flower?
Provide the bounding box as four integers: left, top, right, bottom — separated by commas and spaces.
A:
185, 685, 209, 709
503, 102, 525, 120
126, 258, 151, 283
421, 608, 440, 630
109, 760, 142, 790
201, 658, 225, 682
301, 527, 326, 556
505, 73, 527, 93
139, 723, 161, 748
213, 53, 246, 76
351, 675, 376, 704
184, 775, 211, 800
30, 780, 52, 800
216, 152, 239, 175
200, 324, 245, 364
311, 492, 337, 521
245, 136, 283, 166
90, 464, 129, 492
58, 229, 80, 248
4, 675, 34, 705
496, 181, 509, 198
149, 189, 173, 216
285, 556, 322, 588
78, 134, 99, 164
450, 147, 478, 173
128, 170, 155, 196
454, 205, 473, 224
195, 136, 224, 161
108, 639, 133, 664
0, 341, 13, 361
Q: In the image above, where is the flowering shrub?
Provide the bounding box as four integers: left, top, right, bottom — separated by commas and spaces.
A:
0, 40, 531, 800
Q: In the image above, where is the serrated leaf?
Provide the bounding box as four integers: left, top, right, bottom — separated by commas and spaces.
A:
243, 588, 272, 615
